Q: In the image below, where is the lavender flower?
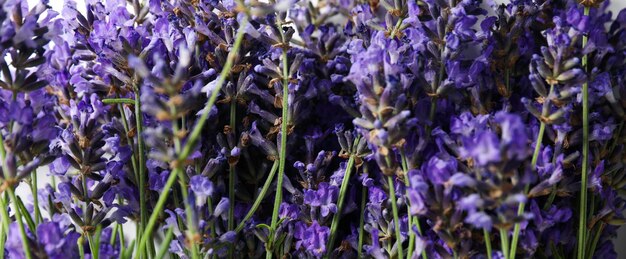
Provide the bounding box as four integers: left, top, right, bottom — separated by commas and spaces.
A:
0, 0, 625, 258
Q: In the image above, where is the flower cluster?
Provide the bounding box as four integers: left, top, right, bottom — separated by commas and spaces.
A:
1, 0, 626, 258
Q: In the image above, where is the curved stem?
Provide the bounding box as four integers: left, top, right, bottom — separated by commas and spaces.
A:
577, 7, 591, 259
235, 161, 279, 233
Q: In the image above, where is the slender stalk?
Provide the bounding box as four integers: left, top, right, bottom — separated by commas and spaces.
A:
357, 184, 367, 258
326, 151, 357, 255
0, 194, 8, 232
0, 193, 9, 259
118, 227, 124, 257
78, 236, 86, 259
102, 98, 136, 105
87, 234, 97, 259
586, 222, 605, 258
484, 228, 493, 259
135, 167, 181, 258
0, 133, 5, 158
177, 18, 248, 161
110, 223, 119, 245
135, 18, 249, 259
156, 227, 175, 259
400, 150, 427, 259
118, 100, 139, 184
0, 137, 7, 259
133, 89, 152, 258
499, 228, 510, 259
0, 221, 5, 259
118, 208, 125, 246
387, 175, 404, 259
7, 187, 33, 259
267, 21, 290, 258
509, 83, 555, 259
94, 226, 103, 259
15, 197, 36, 235
177, 172, 200, 259
170, 104, 200, 259
30, 170, 41, 224
577, 7, 591, 259
235, 161, 279, 233
228, 99, 237, 258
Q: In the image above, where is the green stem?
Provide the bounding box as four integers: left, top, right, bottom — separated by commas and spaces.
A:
586, 222, 604, 258
135, 167, 180, 258
177, 172, 200, 259
0, 138, 6, 259
155, 227, 175, 259
509, 83, 555, 259
102, 98, 135, 105
0, 133, 5, 159
14, 196, 36, 235
0, 221, 5, 259
0, 195, 8, 232
326, 151, 357, 256
78, 236, 86, 259
134, 89, 151, 258
170, 104, 199, 258
228, 99, 237, 258
177, 19, 248, 161
577, 7, 591, 259
118, 100, 139, 184
499, 228, 510, 259
110, 223, 119, 245
267, 24, 290, 258
87, 234, 97, 259
135, 18, 249, 259
357, 184, 367, 258
484, 228, 493, 259
400, 150, 427, 259
0, 193, 9, 259
389, 16, 404, 39
235, 161, 279, 233
30, 170, 41, 224
387, 175, 404, 259
7, 187, 32, 259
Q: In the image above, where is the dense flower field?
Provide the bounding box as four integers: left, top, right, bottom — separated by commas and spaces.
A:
0, 0, 625, 258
